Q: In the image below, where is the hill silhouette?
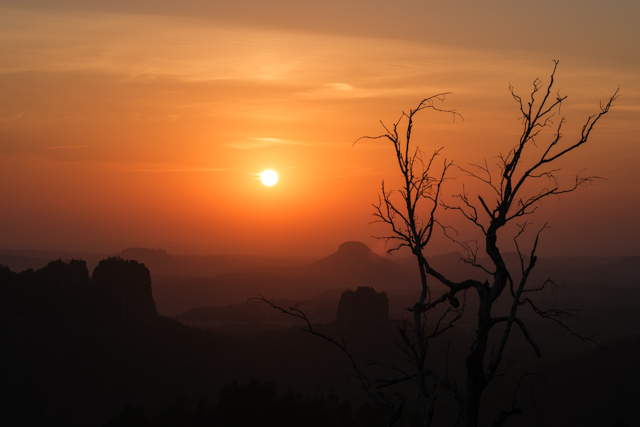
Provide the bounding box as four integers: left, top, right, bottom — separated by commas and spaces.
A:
0, 259, 252, 426
2, 251, 640, 426
149, 242, 640, 317
0, 257, 410, 426
152, 241, 422, 315
306, 241, 416, 289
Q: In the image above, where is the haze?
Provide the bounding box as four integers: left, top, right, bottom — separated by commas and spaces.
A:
1, 0, 638, 257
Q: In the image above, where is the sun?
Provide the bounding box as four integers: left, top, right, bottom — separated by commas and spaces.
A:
260, 170, 278, 186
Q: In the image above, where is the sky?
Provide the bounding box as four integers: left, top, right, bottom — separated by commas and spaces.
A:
0, 0, 638, 257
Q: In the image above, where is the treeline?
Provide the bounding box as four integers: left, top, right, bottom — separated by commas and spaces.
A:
105, 379, 393, 427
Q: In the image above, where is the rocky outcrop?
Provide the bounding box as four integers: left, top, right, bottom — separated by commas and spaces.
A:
337, 286, 389, 332
36, 259, 90, 285
92, 257, 156, 322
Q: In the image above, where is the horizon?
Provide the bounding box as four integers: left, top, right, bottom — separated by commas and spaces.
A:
2, 240, 639, 261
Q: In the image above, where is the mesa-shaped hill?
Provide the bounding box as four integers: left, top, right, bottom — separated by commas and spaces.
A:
303, 241, 418, 291
153, 241, 428, 315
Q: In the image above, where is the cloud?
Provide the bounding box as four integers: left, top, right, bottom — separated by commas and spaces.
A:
326, 83, 354, 91
43, 145, 95, 150
296, 82, 370, 99
223, 137, 309, 149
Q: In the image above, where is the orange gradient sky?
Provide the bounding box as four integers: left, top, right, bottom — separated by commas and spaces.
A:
1, 1, 638, 257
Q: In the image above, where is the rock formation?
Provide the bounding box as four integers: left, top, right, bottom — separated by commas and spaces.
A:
337, 286, 389, 332
36, 258, 90, 285
92, 257, 157, 322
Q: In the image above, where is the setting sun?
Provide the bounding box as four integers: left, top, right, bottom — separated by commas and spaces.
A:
0, 2, 638, 426
260, 170, 279, 186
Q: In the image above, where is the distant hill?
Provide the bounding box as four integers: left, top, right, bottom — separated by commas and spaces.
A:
128, 243, 640, 316
303, 241, 418, 291
4, 244, 639, 318
160, 243, 477, 317
153, 241, 424, 315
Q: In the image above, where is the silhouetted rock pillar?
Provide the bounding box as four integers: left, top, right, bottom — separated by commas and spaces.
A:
92, 257, 157, 323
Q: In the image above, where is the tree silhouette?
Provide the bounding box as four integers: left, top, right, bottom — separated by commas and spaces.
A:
258, 61, 619, 427
359, 60, 617, 426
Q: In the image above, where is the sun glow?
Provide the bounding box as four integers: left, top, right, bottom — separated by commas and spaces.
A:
260, 170, 278, 186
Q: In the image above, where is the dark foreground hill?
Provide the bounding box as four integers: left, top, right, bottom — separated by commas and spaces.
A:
2, 253, 639, 427
0, 258, 400, 427
0, 259, 251, 426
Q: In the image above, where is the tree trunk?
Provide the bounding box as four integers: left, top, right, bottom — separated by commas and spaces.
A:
458, 292, 491, 427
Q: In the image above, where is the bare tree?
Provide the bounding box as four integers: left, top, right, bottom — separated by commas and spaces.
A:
257, 61, 618, 427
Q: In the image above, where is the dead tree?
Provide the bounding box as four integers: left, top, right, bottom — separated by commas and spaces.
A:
366, 61, 617, 427
258, 61, 618, 427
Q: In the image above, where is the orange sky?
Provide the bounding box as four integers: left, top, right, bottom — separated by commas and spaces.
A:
1, 1, 638, 257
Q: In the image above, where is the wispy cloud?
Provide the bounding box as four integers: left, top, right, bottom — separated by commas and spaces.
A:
296, 82, 368, 99
43, 145, 95, 150
223, 137, 309, 150
120, 165, 228, 173
326, 83, 354, 91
